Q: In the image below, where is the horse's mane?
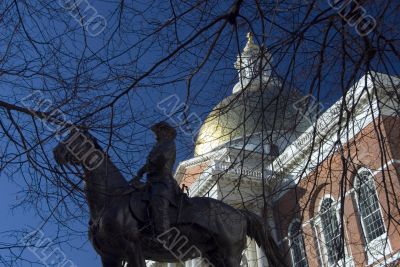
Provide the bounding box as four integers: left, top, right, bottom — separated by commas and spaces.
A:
89, 135, 103, 151
82, 130, 104, 151
82, 131, 128, 184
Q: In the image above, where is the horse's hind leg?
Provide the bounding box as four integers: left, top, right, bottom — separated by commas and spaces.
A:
205, 245, 243, 267
205, 252, 241, 267
126, 243, 146, 267
126, 257, 146, 267
205, 257, 241, 267
204, 252, 223, 267
101, 255, 123, 267
225, 256, 242, 267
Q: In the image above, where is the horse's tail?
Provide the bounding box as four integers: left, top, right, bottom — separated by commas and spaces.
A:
241, 209, 287, 267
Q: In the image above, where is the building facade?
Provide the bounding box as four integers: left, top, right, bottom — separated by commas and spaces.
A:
151, 34, 400, 267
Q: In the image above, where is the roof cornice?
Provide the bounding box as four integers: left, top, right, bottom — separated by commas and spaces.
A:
174, 148, 228, 184
271, 72, 400, 176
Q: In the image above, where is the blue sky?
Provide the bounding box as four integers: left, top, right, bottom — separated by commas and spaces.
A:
0, 0, 399, 266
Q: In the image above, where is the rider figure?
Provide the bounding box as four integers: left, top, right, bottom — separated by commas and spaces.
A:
132, 121, 178, 236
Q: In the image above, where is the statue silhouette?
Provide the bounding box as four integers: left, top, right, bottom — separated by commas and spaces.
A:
53, 129, 286, 267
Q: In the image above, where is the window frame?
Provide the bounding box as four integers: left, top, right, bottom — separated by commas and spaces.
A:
353, 168, 391, 264
319, 198, 344, 266
288, 219, 309, 267
314, 196, 353, 267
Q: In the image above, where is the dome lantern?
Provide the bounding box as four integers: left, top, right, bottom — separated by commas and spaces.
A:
233, 32, 273, 94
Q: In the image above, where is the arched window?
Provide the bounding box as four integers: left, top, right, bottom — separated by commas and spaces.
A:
355, 169, 386, 243
320, 198, 343, 265
289, 220, 308, 267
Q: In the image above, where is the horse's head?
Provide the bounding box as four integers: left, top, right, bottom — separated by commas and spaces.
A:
53, 129, 104, 170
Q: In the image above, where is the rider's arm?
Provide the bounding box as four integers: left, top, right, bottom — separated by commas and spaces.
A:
130, 164, 147, 187
147, 144, 167, 170
134, 147, 164, 179
137, 164, 147, 178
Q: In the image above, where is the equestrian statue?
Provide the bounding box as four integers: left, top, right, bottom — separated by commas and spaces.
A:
53, 122, 286, 267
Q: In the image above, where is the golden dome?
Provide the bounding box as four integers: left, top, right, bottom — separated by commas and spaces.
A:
194, 83, 306, 156
194, 33, 308, 156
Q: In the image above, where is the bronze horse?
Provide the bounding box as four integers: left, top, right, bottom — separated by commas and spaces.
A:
53, 130, 285, 267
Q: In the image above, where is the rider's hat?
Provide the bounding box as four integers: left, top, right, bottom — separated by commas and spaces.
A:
151, 121, 177, 138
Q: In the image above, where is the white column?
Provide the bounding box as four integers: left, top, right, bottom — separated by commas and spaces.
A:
247, 239, 258, 267
256, 244, 268, 267
192, 258, 203, 267
193, 259, 200, 267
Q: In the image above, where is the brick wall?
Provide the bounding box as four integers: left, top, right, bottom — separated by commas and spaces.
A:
275, 116, 400, 266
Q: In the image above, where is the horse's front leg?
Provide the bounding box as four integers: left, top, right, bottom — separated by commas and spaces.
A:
126, 242, 146, 267
101, 255, 123, 267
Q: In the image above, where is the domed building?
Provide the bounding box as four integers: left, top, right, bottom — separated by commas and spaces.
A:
151, 34, 400, 267
195, 33, 309, 157
167, 33, 311, 267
